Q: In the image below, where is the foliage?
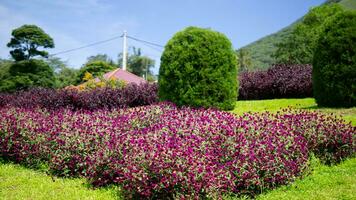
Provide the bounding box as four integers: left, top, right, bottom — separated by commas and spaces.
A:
86, 54, 115, 65
44, 56, 78, 88
76, 61, 116, 84
239, 64, 312, 100
130, 55, 155, 79
236, 48, 253, 72
0, 59, 55, 92
7, 25, 54, 61
54, 67, 78, 88
159, 26, 238, 110
0, 59, 12, 81
118, 47, 155, 79
237, 25, 294, 71
78, 72, 127, 91
0, 103, 354, 198
0, 83, 158, 110
273, 4, 345, 64
312, 10, 356, 107
239, 0, 356, 70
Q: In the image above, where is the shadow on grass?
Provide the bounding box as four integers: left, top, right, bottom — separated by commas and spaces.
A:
0, 155, 121, 196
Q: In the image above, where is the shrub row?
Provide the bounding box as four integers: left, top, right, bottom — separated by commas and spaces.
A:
0, 103, 354, 198
0, 64, 313, 108
0, 83, 158, 110
239, 64, 312, 100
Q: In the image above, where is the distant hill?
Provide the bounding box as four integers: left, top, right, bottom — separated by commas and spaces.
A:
238, 0, 355, 71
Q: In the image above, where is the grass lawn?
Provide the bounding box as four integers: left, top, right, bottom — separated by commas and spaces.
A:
0, 98, 354, 199
233, 98, 356, 125
255, 157, 356, 200
0, 160, 120, 200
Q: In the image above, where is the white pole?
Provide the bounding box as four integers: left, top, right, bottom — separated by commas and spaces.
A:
122, 30, 127, 71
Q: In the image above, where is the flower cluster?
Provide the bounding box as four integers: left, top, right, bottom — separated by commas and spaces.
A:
0, 103, 354, 198
239, 64, 312, 100
0, 82, 158, 110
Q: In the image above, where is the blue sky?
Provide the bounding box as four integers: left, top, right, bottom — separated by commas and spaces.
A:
0, 0, 325, 74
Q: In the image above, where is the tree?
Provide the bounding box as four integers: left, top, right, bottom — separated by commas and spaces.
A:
86, 54, 115, 65
7, 25, 54, 61
44, 56, 67, 73
273, 4, 344, 64
0, 59, 55, 92
0, 59, 12, 85
129, 56, 155, 79
76, 60, 116, 84
55, 67, 78, 88
118, 47, 155, 79
312, 10, 356, 107
42, 56, 78, 88
159, 27, 238, 110
236, 48, 253, 72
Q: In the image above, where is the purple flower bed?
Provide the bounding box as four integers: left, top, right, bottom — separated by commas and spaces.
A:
0, 82, 158, 110
0, 103, 354, 198
239, 64, 313, 100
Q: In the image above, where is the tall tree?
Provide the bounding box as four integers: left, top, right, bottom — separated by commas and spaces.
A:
7, 25, 54, 61
43, 56, 78, 88
118, 47, 155, 79
0, 59, 56, 92
76, 60, 116, 84
86, 54, 115, 65
236, 48, 253, 72
44, 56, 67, 73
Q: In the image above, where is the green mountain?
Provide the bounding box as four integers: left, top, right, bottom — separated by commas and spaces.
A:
239, 0, 355, 71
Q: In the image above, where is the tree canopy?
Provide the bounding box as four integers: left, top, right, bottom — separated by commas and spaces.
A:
7, 24, 54, 61
76, 60, 116, 84
159, 27, 237, 110
312, 9, 356, 107
0, 59, 56, 92
86, 54, 115, 65
273, 4, 345, 64
118, 47, 155, 80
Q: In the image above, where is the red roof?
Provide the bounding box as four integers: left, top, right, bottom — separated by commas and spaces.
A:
95, 69, 147, 85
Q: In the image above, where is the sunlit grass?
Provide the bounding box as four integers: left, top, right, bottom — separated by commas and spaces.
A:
255, 157, 356, 200
233, 98, 356, 125
0, 160, 121, 200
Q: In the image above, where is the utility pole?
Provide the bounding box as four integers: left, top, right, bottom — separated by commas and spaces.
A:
122, 30, 127, 71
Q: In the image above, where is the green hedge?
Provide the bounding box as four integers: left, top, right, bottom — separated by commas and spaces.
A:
313, 10, 356, 107
159, 27, 237, 110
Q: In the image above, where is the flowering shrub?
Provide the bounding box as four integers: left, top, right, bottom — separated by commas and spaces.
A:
239, 64, 312, 100
77, 72, 127, 91
0, 83, 158, 110
0, 103, 354, 198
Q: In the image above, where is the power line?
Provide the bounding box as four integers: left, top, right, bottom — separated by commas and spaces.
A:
48, 33, 164, 56
130, 39, 163, 53
50, 35, 122, 56
126, 35, 164, 48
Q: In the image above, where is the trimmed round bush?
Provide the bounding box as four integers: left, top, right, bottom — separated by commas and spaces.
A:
312, 10, 356, 107
159, 27, 238, 110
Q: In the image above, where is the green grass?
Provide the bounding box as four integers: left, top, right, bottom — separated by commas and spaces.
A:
256, 157, 356, 200
0, 161, 121, 200
233, 98, 356, 125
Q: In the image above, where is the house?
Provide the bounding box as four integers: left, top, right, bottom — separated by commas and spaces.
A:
94, 68, 147, 85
